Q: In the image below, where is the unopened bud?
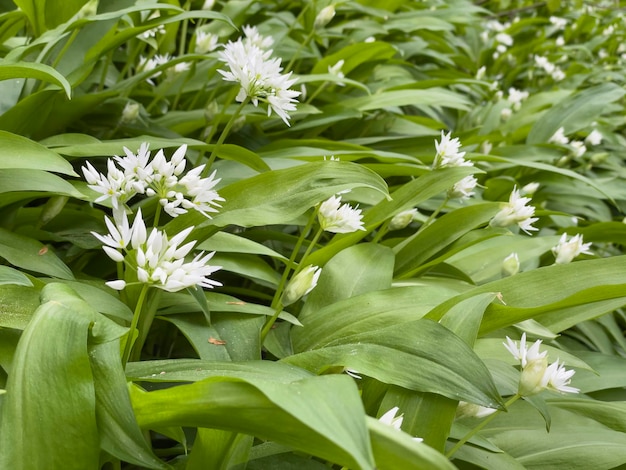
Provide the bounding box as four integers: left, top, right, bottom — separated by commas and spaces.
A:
501, 252, 520, 277
121, 102, 140, 123
314, 5, 335, 29
281, 265, 322, 306
389, 208, 418, 231
518, 356, 548, 396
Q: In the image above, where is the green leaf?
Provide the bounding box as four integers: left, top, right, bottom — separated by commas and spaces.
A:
0, 60, 72, 98
0, 130, 76, 175
131, 373, 375, 470
527, 83, 626, 144
0, 228, 74, 279
285, 320, 504, 409
0, 265, 33, 287
0, 169, 84, 197
196, 231, 287, 261
342, 89, 471, 112
0, 285, 39, 329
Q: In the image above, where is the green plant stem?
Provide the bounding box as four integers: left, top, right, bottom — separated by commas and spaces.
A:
305, 81, 328, 104
153, 203, 162, 227
372, 219, 391, 243
122, 284, 150, 365
417, 196, 449, 235
446, 394, 521, 459
260, 302, 284, 344
204, 97, 248, 173
271, 209, 318, 310
130, 288, 162, 362
285, 28, 316, 72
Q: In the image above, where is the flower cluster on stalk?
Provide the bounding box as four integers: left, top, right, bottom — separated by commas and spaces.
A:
83, 143, 223, 218
318, 194, 365, 233
217, 25, 300, 125
504, 333, 579, 395
433, 131, 478, 202
489, 186, 538, 234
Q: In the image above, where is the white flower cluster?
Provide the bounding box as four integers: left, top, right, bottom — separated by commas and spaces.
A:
195, 31, 219, 54
504, 333, 579, 395
433, 131, 478, 202
82, 143, 224, 218
93, 209, 222, 293
501, 87, 529, 120
218, 25, 300, 126
378, 407, 423, 442
534, 55, 565, 81
552, 233, 592, 264
489, 186, 538, 234
549, 127, 602, 159
318, 194, 365, 233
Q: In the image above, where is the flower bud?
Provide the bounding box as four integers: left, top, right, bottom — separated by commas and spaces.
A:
121, 102, 140, 123
281, 265, 322, 306
501, 252, 520, 277
106, 280, 127, 290
518, 356, 549, 396
389, 208, 418, 231
314, 5, 335, 29
456, 401, 498, 419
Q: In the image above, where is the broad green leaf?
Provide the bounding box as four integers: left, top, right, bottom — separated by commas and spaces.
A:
527, 83, 626, 144
300, 243, 394, 318
285, 320, 504, 409
0, 130, 76, 175
394, 203, 501, 278
0, 228, 74, 279
166, 161, 389, 233
367, 417, 456, 470
187, 429, 253, 470
13, 0, 89, 36
0, 60, 71, 98
342, 89, 471, 112
293, 286, 456, 352
0, 168, 84, 197
0, 283, 125, 469
0, 265, 33, 287
197, 231, 287, 260
131, 373, 375, 470
0, 285, 39, 329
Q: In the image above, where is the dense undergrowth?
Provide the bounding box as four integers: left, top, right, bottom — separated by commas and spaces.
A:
1, 0, 626, 468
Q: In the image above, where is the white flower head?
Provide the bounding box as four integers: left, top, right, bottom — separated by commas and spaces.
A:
217, 36, 300, 126
507, 87, 529, 110
543, 360, 579, 394
570, 141, 587, 158
195, 31, 219, 54
121, 102, 140, 123
504, 333, 547, 368
549, 127, 569, 145
378, 407, 423, 442
489, 187, 539, 234
585, 129, 603, 146
549, 16, 567, 30
318, 195, 366, 233
495, 32, 513, 46
433, 131, 471, 168
552, 233, 592, 264
389, 208, 418, 231
456, 401, 498, 419
448, 175, 478, 200
328, 59, 345, 86
520, 182, 539, 196
242, 24, 274, 50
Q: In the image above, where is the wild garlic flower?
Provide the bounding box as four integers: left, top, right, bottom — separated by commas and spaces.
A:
570, 141, 587, 158
520, 182, 539, 196
433, 131, 472, 168
501, 252, 520, 277
549, 16, 567, 30
217, 35, 300, 125
448, 175, 478, 200
489, 187, 538, 234
82, 143, 224, 219
504, 333, 579, 395
242, 24, 274, 50
507, 87, 529, 110
318, 195, 366, 233
389, 208, 418, 231
195, 31, 219, 54
328, 59, 345, 86
585, 129, 603, 146
549, 127, 569, 145
378, 407, 423, 442
94, 209, 222, 292
281, 265, 322, 306
551, 233, 592, 264
456, 401, 497, 419
314, 5, 336, 29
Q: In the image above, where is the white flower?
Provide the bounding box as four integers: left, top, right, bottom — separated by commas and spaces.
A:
328, 59, 345, 86
476, 66, 486, 80
603, 25, 615, 36
534, 55, 555, 74
507, 87, 529, 110
570, 141, 586, 158
281, 265, 322, 306
195, 31, 219, 54
378, 407, 423, 442
551, 67, 565, 81
585, 129, 603, 146
456, 401, 498, 419
364, 36, 376, 43
520, 182, 539, 196
549, 16, 567, 30
217, 37, 300, 126
91, 209, 136, 262
504, 333, 547, 368
556, 36, 565, 47
433, 131, 471, 168
121, 102, 140, 123
389, 208, 418, 231
448, 175, 478, 200
551, 233, 592, 264
495, 32, 513, 46
242, 25, 274, 50
318, 195, 366, 233
202, 0, 215, 9
549, 126, 569, 145
500, 107, 512, 120
82, 159, 133, 210
106, 280, 127, 290
489, 187, 539, 234
543, 360, 579, 394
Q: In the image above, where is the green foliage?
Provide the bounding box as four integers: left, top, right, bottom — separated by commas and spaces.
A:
1, 0, 626, 469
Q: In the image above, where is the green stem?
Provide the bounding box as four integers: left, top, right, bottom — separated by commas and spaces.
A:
297, 226, 323, 270
130, 288, 162, 362
305, 81, 328, 104
271, 209, 318, 310
417, 196, 449, 235
372, 219, 391, 243
153, 203, 162, 227
204, 97, 249, 173
446, 394, 521, 459
285, 28, 316, 72
122, 284, 150, 365
260, 302, 284, 344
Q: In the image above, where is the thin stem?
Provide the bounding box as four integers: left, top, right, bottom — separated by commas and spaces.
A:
153, 203, 162, 227
271, 209, 318, 310
416, 196, 449, 235
285, 28, 315, 72
122, 284, 150, 365
204, 97, 249, 173
372, 219, 391, 243
305, 81, 328, 105
446, 394, 521, 459
297, 226, 323, 270
260, 302, 284, 344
